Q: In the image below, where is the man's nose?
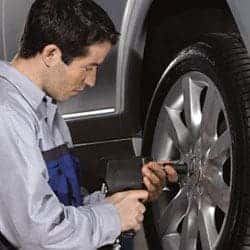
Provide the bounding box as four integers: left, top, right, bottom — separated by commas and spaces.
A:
85, 70, 97, 87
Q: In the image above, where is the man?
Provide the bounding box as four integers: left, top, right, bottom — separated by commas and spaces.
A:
0, 0, 178, 249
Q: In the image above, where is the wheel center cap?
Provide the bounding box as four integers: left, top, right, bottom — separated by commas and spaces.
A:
185, 154, 203, 185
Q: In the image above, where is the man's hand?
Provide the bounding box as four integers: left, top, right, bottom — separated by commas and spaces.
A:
142, 161, 178, 201
106, 190, 148, 232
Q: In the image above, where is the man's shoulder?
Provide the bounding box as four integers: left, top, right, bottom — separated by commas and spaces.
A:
0, 78, 37, 121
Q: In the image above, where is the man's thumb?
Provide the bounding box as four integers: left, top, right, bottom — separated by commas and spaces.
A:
129, 190, 149, 201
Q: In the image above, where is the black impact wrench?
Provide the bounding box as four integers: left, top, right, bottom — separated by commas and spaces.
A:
160, 160, 188, 175
109, 158, 188, 249
117, 160, 189, 249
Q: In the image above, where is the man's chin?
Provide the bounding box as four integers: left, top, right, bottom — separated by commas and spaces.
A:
62, 93, 79, 102
55, 95, 70, 103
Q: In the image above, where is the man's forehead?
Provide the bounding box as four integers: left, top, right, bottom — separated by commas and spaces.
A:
75, 42, 112, 65
86, 42, 112, 57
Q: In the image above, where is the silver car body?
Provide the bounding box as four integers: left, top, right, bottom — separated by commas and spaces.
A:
227, 0, 250, 53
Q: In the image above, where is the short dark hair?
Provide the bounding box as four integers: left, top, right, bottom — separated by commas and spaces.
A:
19, 0, 119, 64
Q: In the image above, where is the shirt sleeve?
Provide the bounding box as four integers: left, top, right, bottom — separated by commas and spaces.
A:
0, 106, 121, 250
83, 191, 106, 206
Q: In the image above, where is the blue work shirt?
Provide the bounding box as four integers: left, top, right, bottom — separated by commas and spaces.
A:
0, 61, 121, 250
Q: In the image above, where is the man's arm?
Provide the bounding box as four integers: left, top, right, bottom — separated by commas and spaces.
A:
0, 106, 121, 249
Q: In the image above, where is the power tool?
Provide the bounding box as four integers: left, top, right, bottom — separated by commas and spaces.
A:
99, 156, 188, 250
100, 157, 188, 195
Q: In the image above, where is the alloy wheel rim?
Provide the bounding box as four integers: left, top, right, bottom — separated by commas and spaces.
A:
151, 71, 232, 250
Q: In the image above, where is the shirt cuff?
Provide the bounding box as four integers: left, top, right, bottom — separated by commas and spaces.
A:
82, 191, 106, 206
89, 202, 121, 247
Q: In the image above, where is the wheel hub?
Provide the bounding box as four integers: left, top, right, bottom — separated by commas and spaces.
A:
181, 142, 207, 187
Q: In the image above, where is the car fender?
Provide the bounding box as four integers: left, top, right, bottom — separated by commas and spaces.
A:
227, 0, 250, 55
114, 0, 153, 113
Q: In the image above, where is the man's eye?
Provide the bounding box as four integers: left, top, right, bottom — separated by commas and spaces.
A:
82, 65, 100, 72
85, 67, 94, 72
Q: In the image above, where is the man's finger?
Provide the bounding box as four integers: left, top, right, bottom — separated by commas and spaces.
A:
136, 214, 144, 223
127, 189, 149, 201
157, 160, 171, 165
142, 163, 165, 185
149, 162, 166, 183
143, 176, 157, 192
134, 223, 142, 232
137, 203, 146, 214
143, 177, 160, 201
142, 167, 160, 185
164, 165, 178, 182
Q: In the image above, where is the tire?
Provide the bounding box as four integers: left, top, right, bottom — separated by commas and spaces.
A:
142, 33, 250, 250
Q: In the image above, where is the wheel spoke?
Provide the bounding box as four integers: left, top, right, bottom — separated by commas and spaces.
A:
152, 115, 176, 160
161, 233, 180, 250
182, 76, 203, 139
208, 129, 231, 160
211, 149, 230, 170
162, 105, 191, 154
198, 199, 218, 250
159, 187, 189, 237
203, 166, 230, 212
179, 197, 198, 250
200, 87, 222, 145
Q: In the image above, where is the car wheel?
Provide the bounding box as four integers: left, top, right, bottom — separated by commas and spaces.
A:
142, 33, 250, 250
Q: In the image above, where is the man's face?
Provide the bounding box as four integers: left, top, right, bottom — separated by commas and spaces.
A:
44, 41, 112, 102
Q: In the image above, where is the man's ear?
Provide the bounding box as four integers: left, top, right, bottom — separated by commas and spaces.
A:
41, 44, 62, 67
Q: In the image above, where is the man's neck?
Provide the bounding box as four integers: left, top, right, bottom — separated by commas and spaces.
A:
10, 55, 44, 90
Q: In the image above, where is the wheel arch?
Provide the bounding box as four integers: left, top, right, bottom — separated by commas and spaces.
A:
140, 0, 241, 128
115, 0, 244, 135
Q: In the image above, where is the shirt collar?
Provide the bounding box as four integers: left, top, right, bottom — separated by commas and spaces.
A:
0, 60, 48, 117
